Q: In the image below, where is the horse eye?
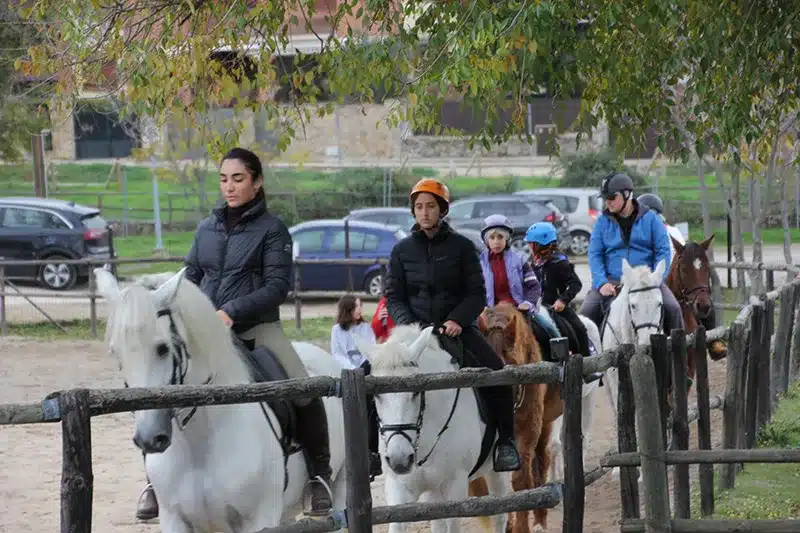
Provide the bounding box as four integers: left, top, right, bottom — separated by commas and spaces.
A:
155, 343, 170, 358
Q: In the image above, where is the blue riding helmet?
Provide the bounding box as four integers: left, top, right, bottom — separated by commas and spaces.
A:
480, 214, 514, 241
525, 222, 558, 245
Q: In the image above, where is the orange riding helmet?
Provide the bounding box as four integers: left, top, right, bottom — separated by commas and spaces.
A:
409, 178, 451, 216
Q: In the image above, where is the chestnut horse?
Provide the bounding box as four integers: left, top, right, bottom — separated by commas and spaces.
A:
470, 302, 563, 533
666, 234, 727, 389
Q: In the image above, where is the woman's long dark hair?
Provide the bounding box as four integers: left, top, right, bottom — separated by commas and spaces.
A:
336, 295, 363, 331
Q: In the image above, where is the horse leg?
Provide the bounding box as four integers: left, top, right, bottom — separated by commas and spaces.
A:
483, 470, 511, 533
548, 416, 562, 482
532, 420, 554, 531
436, 475, 469, 533
157, 508, 195, 533
384, 475, 416, 533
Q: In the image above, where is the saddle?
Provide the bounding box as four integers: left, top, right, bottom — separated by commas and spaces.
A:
232, 336, 303, 489
536, 308, 602, 385
431, 328, 495, 477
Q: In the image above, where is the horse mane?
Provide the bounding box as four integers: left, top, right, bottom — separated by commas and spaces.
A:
369, 323, 450, 373
492, 302, 542, 365
107, 275, 251, 384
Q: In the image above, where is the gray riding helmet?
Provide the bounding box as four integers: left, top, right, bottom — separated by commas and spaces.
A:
600, 172, 635, 200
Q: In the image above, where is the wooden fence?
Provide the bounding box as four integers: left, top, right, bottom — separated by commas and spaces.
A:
1, 267, 800, 533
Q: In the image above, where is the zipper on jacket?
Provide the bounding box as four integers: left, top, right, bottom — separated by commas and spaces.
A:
212, 226, 231, 307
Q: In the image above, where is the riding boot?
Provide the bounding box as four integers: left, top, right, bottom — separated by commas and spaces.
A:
481, 385, 521, 472
295, 398, 333, 515
700, 309, 727, 360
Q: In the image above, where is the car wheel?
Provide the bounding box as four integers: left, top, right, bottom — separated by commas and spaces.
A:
569, 231, 591, 256
363, 271, 384, 297
510, 237, 531, 261
39, 255, 78, 291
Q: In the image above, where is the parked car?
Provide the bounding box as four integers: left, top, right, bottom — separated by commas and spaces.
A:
0, 197, 113, 290
513, 188, 603, 255
445, 194, 569, 260
289, 219, 407, 296
344, 207, 416, 230
344, 206, 484, 251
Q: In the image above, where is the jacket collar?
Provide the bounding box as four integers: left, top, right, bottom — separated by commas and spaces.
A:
212, 190, 267, 224
411, 220, 453, 242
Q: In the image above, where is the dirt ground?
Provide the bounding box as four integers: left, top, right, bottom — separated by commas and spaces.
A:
0, 337, 728, 533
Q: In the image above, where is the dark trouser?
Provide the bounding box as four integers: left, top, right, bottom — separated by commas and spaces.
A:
579, 284, 685, 334
457, 325, 515, 443
360, 361, 380, 456
553, 305, 591, 358
527, 316, 553, 362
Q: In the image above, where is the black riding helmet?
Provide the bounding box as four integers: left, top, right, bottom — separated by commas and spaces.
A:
636, 193, 664, 214
600, 172, 635, 200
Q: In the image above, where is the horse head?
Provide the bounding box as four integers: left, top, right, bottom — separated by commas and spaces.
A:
669, 234, 714, 320
479, 302, 542, 366
94, 267, 241, 454
356, 324, 456, 475
618, 258, 666, 345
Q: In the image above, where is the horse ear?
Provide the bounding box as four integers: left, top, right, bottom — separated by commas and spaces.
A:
94, 268, 120, 307
654, 259, 666, 279
671, 235, 685, 255
621, 258, 634, 283
408, 326, 434, 363
700, 233, 715, 250
153, 267, 188, 306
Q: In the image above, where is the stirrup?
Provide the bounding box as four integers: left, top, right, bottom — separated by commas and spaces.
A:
137, 483, 154, 500
302, 475, 334, 517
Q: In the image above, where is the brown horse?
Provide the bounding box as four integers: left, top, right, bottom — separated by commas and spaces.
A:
470, 302, 563, 533
666, 234, 728, 386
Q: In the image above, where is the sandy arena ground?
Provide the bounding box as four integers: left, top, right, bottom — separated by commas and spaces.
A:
0, 336, 728, 533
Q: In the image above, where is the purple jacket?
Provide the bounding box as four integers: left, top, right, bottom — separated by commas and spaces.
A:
479, 249, 542, 309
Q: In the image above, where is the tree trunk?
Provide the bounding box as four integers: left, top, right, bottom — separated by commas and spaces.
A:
747, 169, 764, 295
781, 169, 794, 267
699, 160, 724, 326
726, 166, 747, 302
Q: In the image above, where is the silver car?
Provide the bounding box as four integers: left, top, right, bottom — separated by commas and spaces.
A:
513, 187, 604, 255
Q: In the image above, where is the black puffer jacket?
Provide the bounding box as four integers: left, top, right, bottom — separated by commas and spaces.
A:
386, 222, 485, 328
184, 194, 293, 333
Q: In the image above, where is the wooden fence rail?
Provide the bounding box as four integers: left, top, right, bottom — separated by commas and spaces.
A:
2, 268, 800, 533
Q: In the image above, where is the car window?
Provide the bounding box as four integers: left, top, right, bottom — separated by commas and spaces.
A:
524, 202, 551, 220
447, 201, 474, 220
330, 229, 367, 253
475, 201, 525, 218
363, 232, 382, 252
590, 194, 604, 211
0, 207, 69, 230
293, 229, 326, 253
82, 214, 107, 229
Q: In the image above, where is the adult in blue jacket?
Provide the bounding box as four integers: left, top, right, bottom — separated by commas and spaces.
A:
579, 172, 684, 334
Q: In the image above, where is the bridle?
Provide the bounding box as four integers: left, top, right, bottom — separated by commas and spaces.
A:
673, 254, 711, 314
376, 361, 461, 468
604, 283, 664, 343
155, 308, 212, 429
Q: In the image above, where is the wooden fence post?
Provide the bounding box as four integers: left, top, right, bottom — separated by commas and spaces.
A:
692, 326, 714, 516
617, 343, 640, 520
630, 345, 671, 533
744, 303, 764, 449
553, 338, 584, 533
772, 284, 795, 408
757, 298, 775, 429
791, 283, 800, 383
669, 329, 690, 519
341, 368, 372, 533
650, 334, 671, 450
59, 389, 93, 533
781, 284, 800, 394
294, 261, 302, 331
720, 320, 746, 491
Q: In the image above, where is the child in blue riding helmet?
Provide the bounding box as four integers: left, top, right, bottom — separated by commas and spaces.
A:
525, 222, 591, 360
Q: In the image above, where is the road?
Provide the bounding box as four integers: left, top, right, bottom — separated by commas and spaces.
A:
1, 244, 797, 325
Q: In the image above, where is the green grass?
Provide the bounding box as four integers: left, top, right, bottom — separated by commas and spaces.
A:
688, 227, 800, 246
706, 383, 800, 520
6, 316, 336, 342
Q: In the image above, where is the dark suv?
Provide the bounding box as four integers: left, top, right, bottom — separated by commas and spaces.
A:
0, 197, 113, 290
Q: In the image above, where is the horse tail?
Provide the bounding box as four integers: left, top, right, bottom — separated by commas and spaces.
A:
468, 477, 493, 532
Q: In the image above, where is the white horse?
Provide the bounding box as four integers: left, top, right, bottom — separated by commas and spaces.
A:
593, 259, 666, 481
95, 267, 348, 533
533, 305, 604, 482
356, 324, 510, 533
